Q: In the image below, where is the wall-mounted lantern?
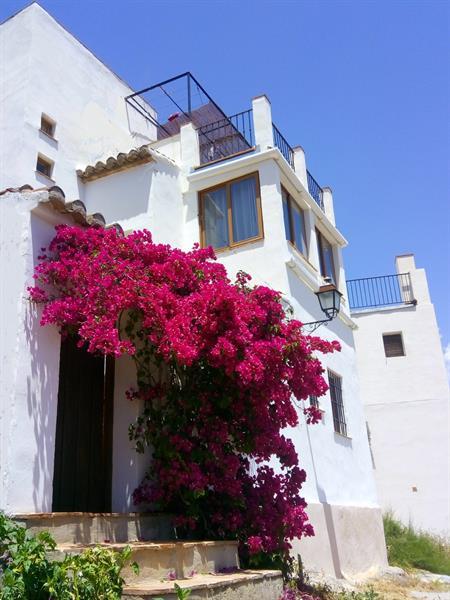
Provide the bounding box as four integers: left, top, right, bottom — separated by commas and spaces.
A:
303, 280, 342, 332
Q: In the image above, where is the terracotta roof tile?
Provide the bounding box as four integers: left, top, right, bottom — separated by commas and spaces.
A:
77, 145, 155, 182
0, 184, 122, 233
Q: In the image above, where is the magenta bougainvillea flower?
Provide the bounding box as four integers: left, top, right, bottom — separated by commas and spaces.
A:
30, 225, 340, 559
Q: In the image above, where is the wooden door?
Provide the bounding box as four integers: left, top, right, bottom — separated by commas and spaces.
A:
52, 337, 114, 512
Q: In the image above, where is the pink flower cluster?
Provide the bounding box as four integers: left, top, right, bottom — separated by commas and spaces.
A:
30, 225, 340, 559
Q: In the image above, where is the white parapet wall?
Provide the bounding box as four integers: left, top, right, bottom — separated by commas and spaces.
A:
352, 255, 450, 536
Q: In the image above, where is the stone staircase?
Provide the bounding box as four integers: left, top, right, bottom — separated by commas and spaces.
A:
14, 513, 283, 600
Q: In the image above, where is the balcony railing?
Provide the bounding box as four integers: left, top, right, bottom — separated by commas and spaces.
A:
346, 273, 416, 311
198, 109, 254, 165
272, 123, 295, 170
307, 170, 324, 210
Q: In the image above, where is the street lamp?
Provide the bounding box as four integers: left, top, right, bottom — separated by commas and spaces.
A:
303, 280, 342, 332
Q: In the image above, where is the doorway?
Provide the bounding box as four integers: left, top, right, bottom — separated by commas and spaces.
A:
52, 336, 114, 512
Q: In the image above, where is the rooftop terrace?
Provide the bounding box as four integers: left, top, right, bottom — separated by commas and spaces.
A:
126, 72, 325, 210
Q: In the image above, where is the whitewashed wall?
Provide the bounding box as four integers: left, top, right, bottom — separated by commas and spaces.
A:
353, 255, 450, 536
0, 4, 155, 199
0, 191, 63, 512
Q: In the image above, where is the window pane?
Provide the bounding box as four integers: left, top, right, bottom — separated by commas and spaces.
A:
231, 177, 258, 242
282, 190, 292, 242
292, 203, 306, 254
318, 231, 336, 282
203, 187, 229, 249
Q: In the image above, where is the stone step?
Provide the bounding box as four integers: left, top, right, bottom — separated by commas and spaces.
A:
55, 540, 240, 584
13, 512, 175, 544
122, 570, 283, 600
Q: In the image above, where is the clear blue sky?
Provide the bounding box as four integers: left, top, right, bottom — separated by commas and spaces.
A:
2, 0, 449, 349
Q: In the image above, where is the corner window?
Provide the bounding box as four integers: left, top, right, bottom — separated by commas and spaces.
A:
328, 370, 347, 436
383, 333, 405, 357
36, 154, 54, 179
40, 114, 56, 138
199, 173, 262, 250
316, 228, 336, 283
282, 188, 307, 255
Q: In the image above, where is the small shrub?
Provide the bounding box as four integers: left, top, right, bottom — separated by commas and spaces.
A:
384, 513, 450, 575
0, 513, 137, 599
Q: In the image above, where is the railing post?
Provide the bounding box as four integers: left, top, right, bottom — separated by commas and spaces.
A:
395, 254, 428, 304
293, 146, 308, 189
252, 95, 274, 150
180, 122, 200, 173
322, 187, 336, 226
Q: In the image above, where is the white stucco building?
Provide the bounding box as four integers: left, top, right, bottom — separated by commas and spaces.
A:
348, 256, 450, 537
0, 3, 388, 578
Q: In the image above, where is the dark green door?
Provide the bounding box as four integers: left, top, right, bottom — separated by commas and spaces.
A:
52, 337, 114, 512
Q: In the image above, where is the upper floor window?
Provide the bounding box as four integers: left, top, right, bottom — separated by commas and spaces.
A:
282, 188, 307, 255
40, 114, 56, 138
328, 370, 347, 436
199, 173, 262, 250
316, 228, 336, 283
383, 333, 405, 357
36, 154, 54, 179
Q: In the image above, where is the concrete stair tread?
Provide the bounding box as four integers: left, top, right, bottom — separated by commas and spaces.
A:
57, 540, 238, 551
14, 512, 168, 518
123, 570, 282, 596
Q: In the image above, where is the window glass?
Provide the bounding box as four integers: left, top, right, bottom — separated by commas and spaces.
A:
203, 187, 229, 249
328, 370, 347, 436
231, 177, 258, 242
36, 155, 53, 178
317, 230, 336, 282
282, 190, 292, 243
292, 202, 306, 254
201, 174, 262, 250
40, 114, 55, 137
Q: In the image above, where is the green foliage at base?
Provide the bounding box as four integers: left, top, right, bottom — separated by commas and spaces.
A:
0, 513, 137, 599
384, 513, 450, 575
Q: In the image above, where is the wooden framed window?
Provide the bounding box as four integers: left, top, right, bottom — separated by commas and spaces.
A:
316, 228, 336, 283
40, 113, 56, 138
36, 154, 54, 179
328, 370, 347, 436
282, 187, 307, 255
199, 173, 263, 250
383, 333, 405, 357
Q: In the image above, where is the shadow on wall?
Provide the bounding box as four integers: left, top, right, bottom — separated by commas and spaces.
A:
24, 213, 62, 511
304, 421, 343, 578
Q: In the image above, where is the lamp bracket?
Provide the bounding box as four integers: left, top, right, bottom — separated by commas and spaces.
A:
301, 316, 333, 333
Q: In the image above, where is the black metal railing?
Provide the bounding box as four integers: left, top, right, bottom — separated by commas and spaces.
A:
307, 170, 324, 210
272, 124, 295, 170
198, 109, 254, 165
346, 273, 416, 310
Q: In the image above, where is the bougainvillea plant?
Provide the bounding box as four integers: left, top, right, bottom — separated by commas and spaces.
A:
29, 225, 340, 565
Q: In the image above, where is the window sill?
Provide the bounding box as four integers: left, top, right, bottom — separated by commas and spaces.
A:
212, 235, 264, 255
334, 431, 352, 440
39, 129, 58, 142
35, 170, 55, 183
287, 241, 318, 274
